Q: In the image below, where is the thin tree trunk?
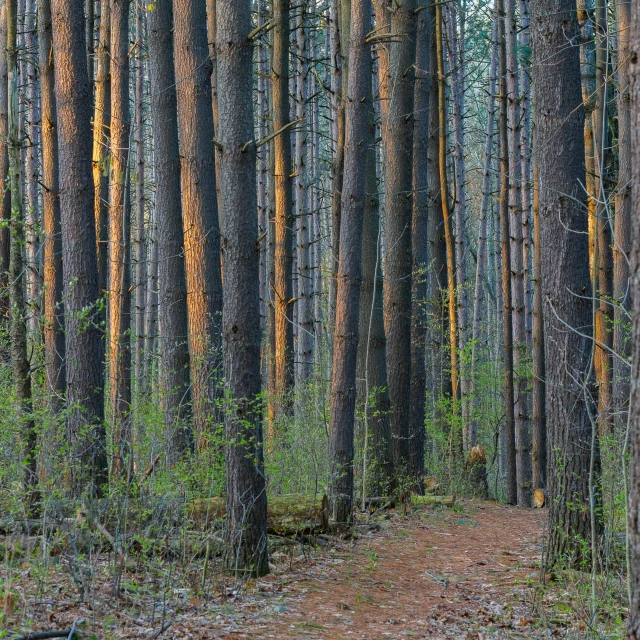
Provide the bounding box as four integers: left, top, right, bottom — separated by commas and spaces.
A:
7, 0, 38, 509
270, 0, 295, 422
469, 11, 498, 449
531, 147, 546, 491
593, 0, 613, 435
506, 0, 531, 506
612, 0, 631, 433
217, 0, 269, 577
108, 0, 132, 480
148, 0, 191, 460
38, 0, 65, 412
93, 0, 110, 300
329, 0, 371, 524
0, 4, 9, 326
498, 0, 517, 504
409, 4, 431, 481
134, 3, 147, 398
383, 0, 417, 471
173, 0, 223, 446
436, 0, 461, 451
532, 0, 601, 566
52, 0, 108, 496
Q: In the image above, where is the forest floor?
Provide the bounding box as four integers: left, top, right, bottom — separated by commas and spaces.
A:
1, 500, 626, 639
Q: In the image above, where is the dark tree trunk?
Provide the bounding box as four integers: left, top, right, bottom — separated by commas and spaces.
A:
356, 6, 393, 500
329, 0, 371, 524
626, 0, 640, 634
498, 0, 517, 504
52, 0, 108, 496
217, 0, 269, 577
38, 0, 65, 411
383, 0, 417, 472
409, 5, 431, 483
7, 0, 38, 510
173, 0, 223, 445
148, 0, 191, 461
0, 4, 9, 326
532, 0, 601, 566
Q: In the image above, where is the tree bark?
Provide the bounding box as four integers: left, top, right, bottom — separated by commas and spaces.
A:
0, 3, 9, 327
613, 0, 632, 433
92, 0, 110, 300
269, 0, 295, 423
506, 0, 531, 506
148, 0, 191, 460
627, 0, 640, 629
52, 0, 108, 496
532, 0, 601, 566
38, 0, 65, 412
498, 0, 517, 504
173, 0, 223, 445
383, 0, 417, 472
217, 0, 269, 577
108, 0, 132, 480
409, 5, 431, 481
329, 0, 371, 524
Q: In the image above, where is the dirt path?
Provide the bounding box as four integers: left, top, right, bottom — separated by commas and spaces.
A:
248, 501, 545, 639
3, 501, 548, 639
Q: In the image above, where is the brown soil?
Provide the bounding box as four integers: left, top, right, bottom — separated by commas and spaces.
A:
1, 501, 549, 639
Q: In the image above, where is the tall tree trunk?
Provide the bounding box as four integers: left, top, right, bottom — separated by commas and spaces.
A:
133, 3, 147, 398
498, 0, 517, 504
52, 0, 108, 496
148, 0, 191, 460
109, 0, 132, 480
93, 0, 109, 300
593, 0, 613, 435
173, 0, 223, 445
38, 0, 65, 412
409, 5, 431, 481
383, 0, 417, 472
0, 4, 9, 326
270, 0, 294, 423
469, 11, 498, 449
295, 4, 313, 385
217, 0, 269, 577
531, 148, 546, 491
436, 0, 461, 452
613, 0, 631, 433
626, 1, 640, 629
7, 0, 38, 509
532, 0, 601, 566
86, 0, 94, 89
427, 7, 451, 433
357, 7, 394, 500
506, 0, 531, 506
329, 0, 371, 523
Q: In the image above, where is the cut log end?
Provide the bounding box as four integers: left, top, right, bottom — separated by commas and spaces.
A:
533, 488, 546, 508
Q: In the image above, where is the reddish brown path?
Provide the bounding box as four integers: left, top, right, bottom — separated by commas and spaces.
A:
3, 501, 548, 639
244, 501, 546, 639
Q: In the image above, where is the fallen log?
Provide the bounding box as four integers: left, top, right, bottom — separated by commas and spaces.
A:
189, 494, 330, 534
411, 495, 456, 507
12, 631, 77, 640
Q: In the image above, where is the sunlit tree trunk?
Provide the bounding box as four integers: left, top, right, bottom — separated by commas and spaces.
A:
108, 0, 132, 480
173, 0, 223, 445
